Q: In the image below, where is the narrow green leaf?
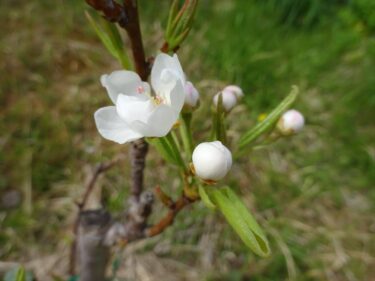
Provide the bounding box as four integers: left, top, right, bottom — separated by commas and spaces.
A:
85, 11, 131, 69
198, 185, 216, 210
16, 267, 25, 281
169, 28, 190, 50
102, 21, 132, 69
4, 266, 32, 281
85, 11, 118, 57
210, 187, 270, 257
166, 0, 179, 38
238, 85, 299, 150
147, 137, 178, 165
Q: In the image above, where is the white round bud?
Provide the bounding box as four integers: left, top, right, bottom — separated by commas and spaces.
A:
277, 109, 305, 135
184, 81, 200, 108
192, 141, 232, 181
213, 89, 239, 112
223, 85, 244, 100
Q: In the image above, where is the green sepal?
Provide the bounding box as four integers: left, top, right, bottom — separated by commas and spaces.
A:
209, 186, 270, 257
238, 85, 299, 151
198, 185, 216, 210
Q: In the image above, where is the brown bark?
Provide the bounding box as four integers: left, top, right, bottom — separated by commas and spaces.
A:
78, 210, 111, 281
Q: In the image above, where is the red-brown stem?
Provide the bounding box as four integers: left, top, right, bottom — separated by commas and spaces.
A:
123, 0, 149, 80
146, 194, 197, 237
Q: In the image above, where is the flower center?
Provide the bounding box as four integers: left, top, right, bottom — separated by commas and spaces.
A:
152, 95, 165, 105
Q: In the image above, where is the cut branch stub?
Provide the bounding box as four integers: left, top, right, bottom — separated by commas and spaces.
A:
78, 209, 112, 281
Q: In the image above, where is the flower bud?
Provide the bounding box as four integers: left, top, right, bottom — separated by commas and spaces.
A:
184, 81, 200, 109
223, 85, 244, 100
277, 109, 305, 135
192, 141, 232, 182
213, 87, 242, 112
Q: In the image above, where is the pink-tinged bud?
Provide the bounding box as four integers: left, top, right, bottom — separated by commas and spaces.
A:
184, 81, 200, 109
192, 141, 232, 182
223, 85, 244, 100
277, 109, 305, 135
213, 89, 239, 112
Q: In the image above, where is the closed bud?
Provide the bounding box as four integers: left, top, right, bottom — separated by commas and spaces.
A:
192, 141, 232, 182
184, 81, 200, 109
277, 109, 305, 135
223, 85, 244, 100
213, 86, 242, 112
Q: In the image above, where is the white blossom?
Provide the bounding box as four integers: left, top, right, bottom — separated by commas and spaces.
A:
95, 53, 186, 144
192, 141, 232, 181
277, 109, 305, 135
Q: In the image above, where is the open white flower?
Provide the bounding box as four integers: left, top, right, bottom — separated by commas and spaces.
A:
94, 53, 186, 144
192, 141, 232, 182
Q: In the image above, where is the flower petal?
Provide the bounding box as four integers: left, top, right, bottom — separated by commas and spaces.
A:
116, 94, 154, 125
101, 70, 150, 104
168, 79, 185, 114
151, 53, 185, 94
131, 105, 177, 137
94, 106, 142, 144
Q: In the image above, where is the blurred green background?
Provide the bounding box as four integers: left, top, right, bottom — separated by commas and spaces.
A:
0, 0, 374, 280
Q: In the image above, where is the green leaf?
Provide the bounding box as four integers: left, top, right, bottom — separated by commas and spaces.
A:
4, 266, 33, 281
85, 11, 131, 69
16, 268, 25, 281
198, 185, 216, 209
147, 137, 178, 165
166, 0, 179, 38
238, 85, 299, 151
210, 187, 270, 257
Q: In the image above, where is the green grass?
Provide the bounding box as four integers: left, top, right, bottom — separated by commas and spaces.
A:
0, 0, 374, 280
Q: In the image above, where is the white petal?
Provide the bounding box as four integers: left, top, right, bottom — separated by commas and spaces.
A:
94, 106, 142, 144
131, 105, 177, 137
116, 94, 154, 124
151, 53, 185, 94
101, 70, 149, 104
167, 79, 185, 114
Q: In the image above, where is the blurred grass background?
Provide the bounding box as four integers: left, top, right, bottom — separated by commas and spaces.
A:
0, 0, 374, 280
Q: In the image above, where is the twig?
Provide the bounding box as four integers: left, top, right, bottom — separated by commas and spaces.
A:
123, 0, 149, 80
146, 192, 197, 237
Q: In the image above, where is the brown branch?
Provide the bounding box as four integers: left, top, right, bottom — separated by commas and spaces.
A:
129, 138, 148, 201
123, 0, 149, 80
145, 192, 197, 237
